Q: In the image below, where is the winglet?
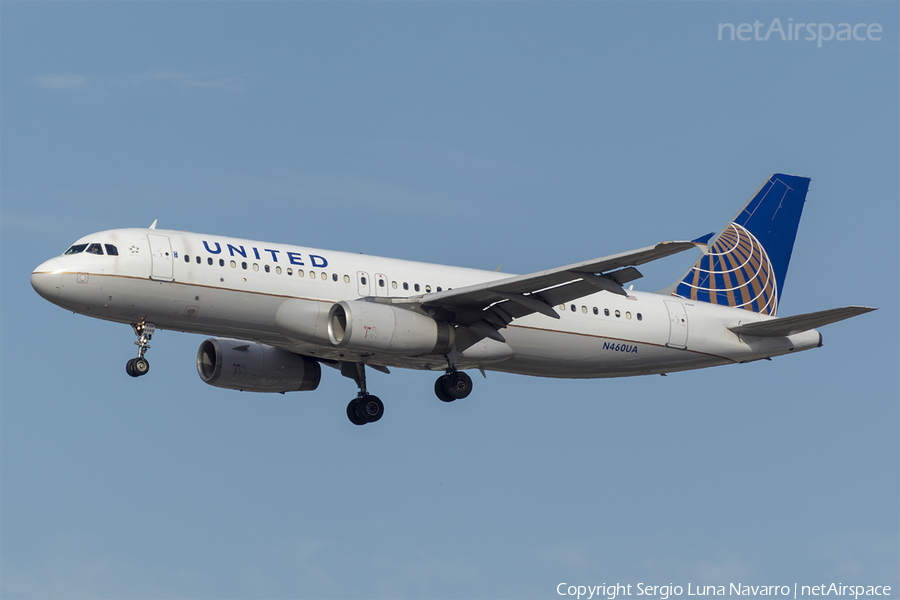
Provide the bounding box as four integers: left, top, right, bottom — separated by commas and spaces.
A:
149, 219, 158, 230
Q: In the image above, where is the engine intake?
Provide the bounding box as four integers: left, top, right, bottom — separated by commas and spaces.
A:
196, 338, 321, 393
327, 300, 454, 355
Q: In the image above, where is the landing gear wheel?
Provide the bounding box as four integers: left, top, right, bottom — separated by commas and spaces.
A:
434, 376, 455, 402
356, 395, 384, 423
126, 357, 149, 377
128, 321, 155, 380
133, 357, 150, 376
445, 371, 472, 400
347, 399, 366, 426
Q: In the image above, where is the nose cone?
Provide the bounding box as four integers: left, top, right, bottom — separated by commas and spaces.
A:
31, 259, 64, 302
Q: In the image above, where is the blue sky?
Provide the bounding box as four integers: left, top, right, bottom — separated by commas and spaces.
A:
1, 2, 897, 599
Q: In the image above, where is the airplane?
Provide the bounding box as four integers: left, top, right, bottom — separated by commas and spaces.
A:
31, 173, 875, 426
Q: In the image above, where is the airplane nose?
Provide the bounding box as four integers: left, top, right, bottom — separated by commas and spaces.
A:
31, 259, 64, 302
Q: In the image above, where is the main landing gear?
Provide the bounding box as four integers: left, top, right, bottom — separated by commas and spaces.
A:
126, 321, 155, 378
338, 361, 474, 425
341, 362, 384, 426
434, 369, 473, 403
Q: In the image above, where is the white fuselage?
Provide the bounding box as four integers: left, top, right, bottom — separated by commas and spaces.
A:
31, 228, 822, 379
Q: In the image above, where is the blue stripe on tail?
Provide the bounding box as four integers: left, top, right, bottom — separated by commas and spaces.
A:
672, 174, 810, 316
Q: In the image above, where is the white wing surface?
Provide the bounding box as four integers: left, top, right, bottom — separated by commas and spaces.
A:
377, 240, 698, 345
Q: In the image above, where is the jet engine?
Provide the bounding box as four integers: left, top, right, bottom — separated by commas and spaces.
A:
274, 298, 331, 344
327, 300, 454, 355
196, 338, 321, 393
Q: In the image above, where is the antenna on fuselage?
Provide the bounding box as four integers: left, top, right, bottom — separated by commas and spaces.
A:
149, 220, 158, 229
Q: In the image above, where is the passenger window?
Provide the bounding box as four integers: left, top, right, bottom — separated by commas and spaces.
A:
276, 266, 282, 274
321, 272, 327, 280
437, 286, 442, 292
333, 273, 338, 282
64, 244, 88, 255
298, 270, 305, 277
403, 282, 409, 291
414, 284, 420, 292
604, 308, 610, 316
559, 304, 565, 311
219, 259, 225, 267
208, 257, 213, 265
615, 310, 621, 318
105, 245, 118, 256
637, 313, 643, 321
184, 255, 190, 263
310, 271, 316, 279
626, 311, 632, 320
593, 307, 598, 315
379, 279, 385, 288
287, 268, 293, 275
242, 262, 248, 270
570, 304, 576, 312
425, 285, 431, 292
196, 256, 201, 264
253, 264, 259, 272
343, 275, 350, 283
391, 281, 398, 289
230, 260, 236, 268
582, 306, 587, 314
360, 276, 366, 285
87, 243, 104, 255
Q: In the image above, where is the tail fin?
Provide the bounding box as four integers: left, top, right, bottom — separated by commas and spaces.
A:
672, 173, 810, 316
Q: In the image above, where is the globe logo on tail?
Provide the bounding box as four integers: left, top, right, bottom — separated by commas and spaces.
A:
674, 223, 778, 316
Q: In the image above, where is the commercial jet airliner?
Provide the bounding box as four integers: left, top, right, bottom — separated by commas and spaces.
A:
31, 174, 875, 425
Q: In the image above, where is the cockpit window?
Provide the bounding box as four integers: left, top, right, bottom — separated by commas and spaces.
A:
105, 244, 119, 256
64, 244, 88, 255
86, 243, 104, 255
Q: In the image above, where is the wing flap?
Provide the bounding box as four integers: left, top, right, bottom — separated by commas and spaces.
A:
728, 306, 876, 337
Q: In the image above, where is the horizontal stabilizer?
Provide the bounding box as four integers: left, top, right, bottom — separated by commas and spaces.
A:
728, 306, 876, 337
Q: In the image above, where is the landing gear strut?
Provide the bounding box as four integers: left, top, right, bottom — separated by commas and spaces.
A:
341, 362, 384, 425
434, 369, 473, 402
126, 321, 155, 378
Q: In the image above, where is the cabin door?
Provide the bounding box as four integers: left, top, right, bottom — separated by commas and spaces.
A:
664, 300, 688, 349
147, 234, 174, 282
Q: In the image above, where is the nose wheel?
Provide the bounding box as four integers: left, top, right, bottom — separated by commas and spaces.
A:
126, 357, 150, 377
126, 321, 155, 378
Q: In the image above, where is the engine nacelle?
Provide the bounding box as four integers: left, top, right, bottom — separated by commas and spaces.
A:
327, 300, 454, 355
274, 298, 331, 344
196, 338, 321, 393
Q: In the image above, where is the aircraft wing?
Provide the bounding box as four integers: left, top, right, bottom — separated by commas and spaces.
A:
728, 306, 877, 337
378, 240, 697, 345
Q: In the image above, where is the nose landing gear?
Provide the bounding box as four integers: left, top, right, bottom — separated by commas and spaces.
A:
126, 321, 155, 378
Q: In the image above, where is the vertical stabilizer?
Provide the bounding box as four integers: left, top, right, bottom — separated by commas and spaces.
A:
672, 173, 810, 316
